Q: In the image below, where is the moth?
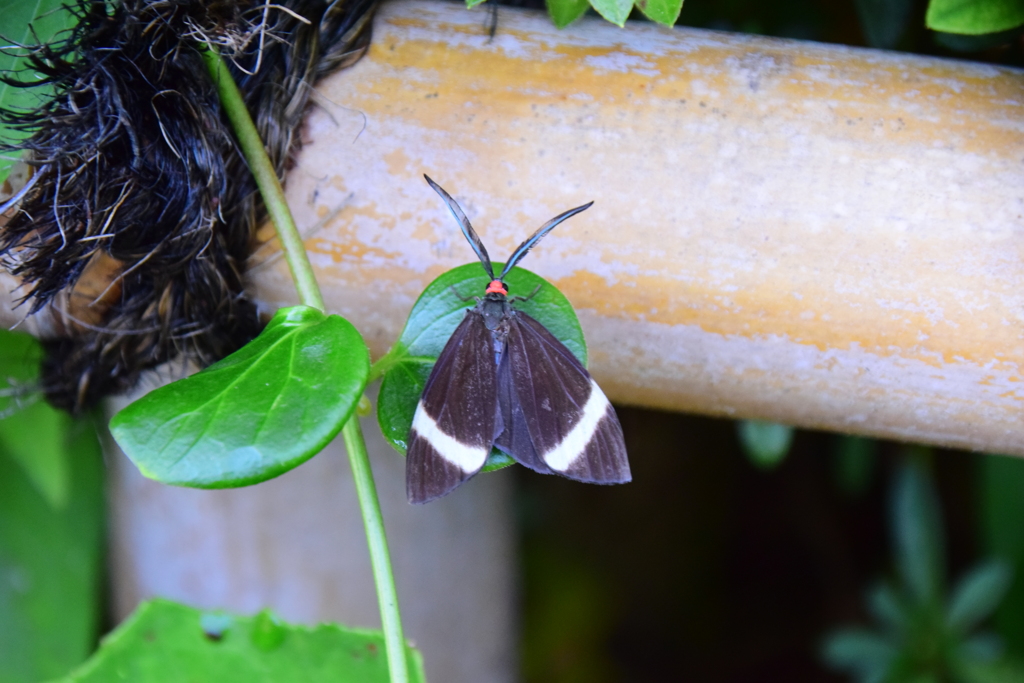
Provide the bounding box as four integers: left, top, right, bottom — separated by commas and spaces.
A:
406, 175, 632, 504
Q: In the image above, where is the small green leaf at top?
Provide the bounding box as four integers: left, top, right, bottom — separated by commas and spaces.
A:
53, 599, 426, 683
110, 306, 369, 488
737, 420, 793, 470
926, 0, 1024, 35
376, 263, 586, 473
466, 0, 488, 8
635, 0, 683, 27
547, 0, 591, 28
588, 0, 633, 27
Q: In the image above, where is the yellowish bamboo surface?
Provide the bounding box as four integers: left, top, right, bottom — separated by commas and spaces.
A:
2, 1, 1019, 456
250, 0, 1024, 455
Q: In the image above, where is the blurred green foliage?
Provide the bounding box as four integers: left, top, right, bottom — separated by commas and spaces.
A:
737, 420, 794, 470
834, 436, 879, 496
824, 454, 1024, 683
979, 455, 1024, 659
0, 331, 105, 683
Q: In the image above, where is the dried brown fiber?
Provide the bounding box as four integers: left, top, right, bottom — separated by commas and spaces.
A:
0, 0, 376, 412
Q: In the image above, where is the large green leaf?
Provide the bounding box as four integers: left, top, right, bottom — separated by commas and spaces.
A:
376, 263, 586, 472
0, 0, 73, 182
0, 330, 70, 508
0, 416, 104, 683
926, 0, 1024, 34
110, 306, 369, 488
54, 599, 426, 683
547, 0, 591, 28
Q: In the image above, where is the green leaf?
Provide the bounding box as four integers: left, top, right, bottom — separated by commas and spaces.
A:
0, 0, 74, 182
0, 416, 104, 683
0, 329, 70, 509
867, 583, 909, 635
979, 454, 1024, 657
110, 306, 369, 488
376, 263, 586, 472
834, 435, 877, 496
466, 0, 488, 9
926, 0, 1024, 34
947, 561, 1013, 635
588, 0, 633, 27
957, 633, 1004, 663
54, 599, 427, 683
635, 0, 682, 27
856, 0, 915, 49
822, 629, 897, 682
951, 656, 1024, 683
737, 420, 793, 469
892, 454, 946, 604
932, 26, 1024, 50
547, 0, 590, 28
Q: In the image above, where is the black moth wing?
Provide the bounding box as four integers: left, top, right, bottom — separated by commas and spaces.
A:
406, 310, 499, 504
496, 312, 630, 483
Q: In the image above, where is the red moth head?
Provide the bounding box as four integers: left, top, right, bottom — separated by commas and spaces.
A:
485, 280, 507, 296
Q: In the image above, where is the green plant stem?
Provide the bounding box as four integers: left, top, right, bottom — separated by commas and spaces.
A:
199, 45, 324, 312
342, 417, 409, 683
201, 46, 409, 683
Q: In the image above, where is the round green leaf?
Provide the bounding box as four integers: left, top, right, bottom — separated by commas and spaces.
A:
110, 306, 369, 488
376, 263, 586, 472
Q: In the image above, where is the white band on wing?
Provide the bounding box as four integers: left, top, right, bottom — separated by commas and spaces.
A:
411, 401, 490, 473
542, 380, 610, 472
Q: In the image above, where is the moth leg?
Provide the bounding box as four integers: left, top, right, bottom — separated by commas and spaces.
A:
508, 284, 542, 304
449, 284, 480, 303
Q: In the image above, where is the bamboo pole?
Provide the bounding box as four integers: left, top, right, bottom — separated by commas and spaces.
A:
245, 0, 1024, 455
5, 0, 1024, 455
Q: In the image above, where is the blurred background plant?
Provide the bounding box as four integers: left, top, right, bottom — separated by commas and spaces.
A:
823, 453, 1024, 683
